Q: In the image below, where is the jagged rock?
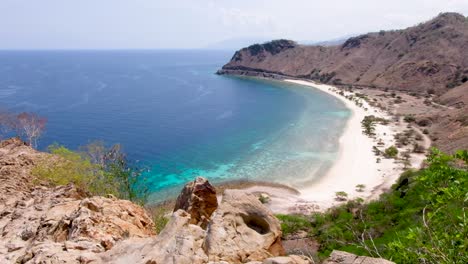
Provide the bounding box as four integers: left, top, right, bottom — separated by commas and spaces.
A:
173, 176, 218, 228
102, 210, 208, 264
323, 250, 395, 264
102, 189, 286, 264
0, 138, 155, 263
204, 189, 285, 263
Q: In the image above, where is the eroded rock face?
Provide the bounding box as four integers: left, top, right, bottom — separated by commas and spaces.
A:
173, 176, 218, 228
102, 210, 208, 264
204, 189, 285, 263
323, 250, 395, 264
0, 138, 155, 263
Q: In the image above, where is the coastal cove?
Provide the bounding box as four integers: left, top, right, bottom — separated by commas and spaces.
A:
0, 50, 351, 202
232, 78, 431, 213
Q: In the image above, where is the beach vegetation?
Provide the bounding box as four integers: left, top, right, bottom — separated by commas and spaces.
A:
403, 115, 416, 123
355, 184, 366, 192
413, 143, 425, 153
278, 149, 468, 263
335, 191, 348, 201
384, 146, 399, 158
361, 116, 376, 136
276, 214, 313, 237
372, 146, 381, 156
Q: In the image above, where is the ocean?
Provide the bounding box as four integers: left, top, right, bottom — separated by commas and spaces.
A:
0, 50, 350, 201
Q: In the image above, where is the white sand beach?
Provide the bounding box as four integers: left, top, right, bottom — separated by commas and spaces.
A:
238, 79, 430, 214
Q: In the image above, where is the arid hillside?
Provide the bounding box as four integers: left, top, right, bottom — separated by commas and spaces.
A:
219, 12, 468, 95
218, 12, 468, 153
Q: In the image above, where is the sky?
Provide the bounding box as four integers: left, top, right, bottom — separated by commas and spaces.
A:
1, 0, 467, 50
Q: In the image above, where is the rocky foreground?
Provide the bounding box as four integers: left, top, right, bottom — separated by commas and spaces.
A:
0, 138, 394, 263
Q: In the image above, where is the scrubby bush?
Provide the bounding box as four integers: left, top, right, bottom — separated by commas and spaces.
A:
33, 142, 148, 204
355, 184, 366, 192
276, 214, 313, 237
384, 146, 399, 158
335, 191, 348, 201
403, 115, 416, 123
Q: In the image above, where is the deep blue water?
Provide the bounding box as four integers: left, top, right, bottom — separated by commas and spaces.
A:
0, 50, 350, 201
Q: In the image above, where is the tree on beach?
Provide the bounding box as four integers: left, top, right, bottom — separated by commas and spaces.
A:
361, 116, 376, 136
384, 146, 399, 158
335, 191, 348, 201
15, 112, 47, 148
355, 184, 366, 192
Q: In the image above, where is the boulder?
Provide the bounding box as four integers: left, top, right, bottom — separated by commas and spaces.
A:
323, 250, 395, 264
173, 176, 218, 228
204, 189, 285, 263
101, 210, 208, 264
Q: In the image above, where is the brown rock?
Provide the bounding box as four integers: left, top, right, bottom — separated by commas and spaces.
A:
0, 138, 155, 263
204, 189, 285, 263
173, 176, 218, 228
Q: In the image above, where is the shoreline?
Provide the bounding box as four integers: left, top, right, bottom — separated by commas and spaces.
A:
229, 78, 430, 214
286, 79, 396, 209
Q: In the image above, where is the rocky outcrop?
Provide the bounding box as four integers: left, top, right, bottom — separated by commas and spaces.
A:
323, 250, 395, 264
173, 176, 218, 228
102, 188, 288, 264
0, 138, 155, 263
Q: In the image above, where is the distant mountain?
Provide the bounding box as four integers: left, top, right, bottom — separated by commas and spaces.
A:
219, 12, 468, 95
203, 37, 271, 51
300, 34, 357, 46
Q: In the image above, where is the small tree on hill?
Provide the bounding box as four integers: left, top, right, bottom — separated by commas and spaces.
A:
15, 112, 47, 148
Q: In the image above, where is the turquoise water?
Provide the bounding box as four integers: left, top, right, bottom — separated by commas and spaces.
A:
0, 50, 350, 201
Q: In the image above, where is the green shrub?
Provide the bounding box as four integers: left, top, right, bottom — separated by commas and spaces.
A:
355, 184, 366, 192
335, 191, 348, 201
299, 149, 468, 263
32, 144, 111, 194
152, 208, 169, 234
33, 143, 148, 204
384, 146, 399, 158
276, 214, 313, 237
403, 115, 416, 123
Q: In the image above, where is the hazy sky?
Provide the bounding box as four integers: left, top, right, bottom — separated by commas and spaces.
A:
1, 0, 467, 49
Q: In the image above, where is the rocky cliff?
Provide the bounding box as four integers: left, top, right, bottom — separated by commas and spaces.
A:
219, 13, 468, 96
